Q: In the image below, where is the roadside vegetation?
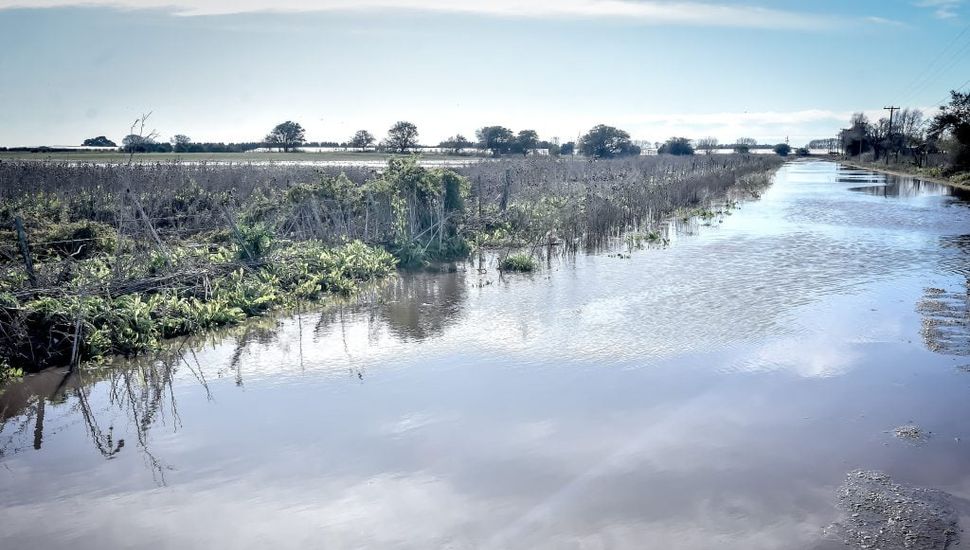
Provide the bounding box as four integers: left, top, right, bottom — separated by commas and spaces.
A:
0, 138, 782, 378
837, 90, 970, 186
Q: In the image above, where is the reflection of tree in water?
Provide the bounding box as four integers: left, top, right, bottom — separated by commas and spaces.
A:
375, 271, 468, 341
0, 275, 470, 481
223, 317, 284, 386
0, 346, 203, 486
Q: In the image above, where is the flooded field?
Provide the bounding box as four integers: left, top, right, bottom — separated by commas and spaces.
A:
2, 160, 970, 549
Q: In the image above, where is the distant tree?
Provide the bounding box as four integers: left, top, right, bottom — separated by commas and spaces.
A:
476, 126, 516, 156
579, 125, 640, 158
440, 134, 472, 154
122, 133, 156, 153
773, 143, 792, 157
82, 135, 116, 147
695, 136, 719, 154
171, 134, 191, 153
122, 112, 161, 162
658, 137, 694, 156
796, 147, 810, 156
513, 129, 539, 155
265, 121, 306, 152
929, 91, 970, 172
384, 121, 419, 153
840, 113, 873, 157
350, 129, 376, 149
733, 137, 757, 154
560, 141, 576, 156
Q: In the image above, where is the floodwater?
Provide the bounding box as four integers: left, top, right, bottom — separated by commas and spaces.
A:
2, 161, 970, 549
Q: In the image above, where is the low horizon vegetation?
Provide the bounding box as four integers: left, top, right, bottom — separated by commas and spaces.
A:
6, 117, 796, 161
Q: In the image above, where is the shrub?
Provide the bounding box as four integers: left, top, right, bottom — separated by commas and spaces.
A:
499, 253, 537, 272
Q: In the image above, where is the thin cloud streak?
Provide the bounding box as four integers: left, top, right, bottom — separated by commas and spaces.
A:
915, 0, 962, 19
0, 0, 839, 29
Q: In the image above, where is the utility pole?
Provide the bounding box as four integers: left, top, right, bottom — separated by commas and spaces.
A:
884, 106, 899, 165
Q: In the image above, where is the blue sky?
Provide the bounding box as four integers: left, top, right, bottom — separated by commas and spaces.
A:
0, 0, 968, 147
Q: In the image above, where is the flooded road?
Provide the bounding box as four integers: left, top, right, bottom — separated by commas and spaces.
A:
2, 161, 970, 549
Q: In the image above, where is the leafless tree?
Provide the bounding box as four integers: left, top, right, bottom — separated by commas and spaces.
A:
696, 137, 719, 154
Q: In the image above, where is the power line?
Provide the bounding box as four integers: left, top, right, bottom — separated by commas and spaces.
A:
898, 21, 970, 102
900, 39, 970, 105
929, 77, 970, 109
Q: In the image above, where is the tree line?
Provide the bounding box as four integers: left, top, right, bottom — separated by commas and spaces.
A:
839, 90, 970, 173
75, 120, 798, 159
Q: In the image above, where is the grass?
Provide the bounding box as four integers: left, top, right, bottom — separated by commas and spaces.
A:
499, 253, 538, 272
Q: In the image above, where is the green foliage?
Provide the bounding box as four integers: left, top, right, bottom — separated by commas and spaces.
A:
0, 240, 396, 372
441, 171, 469, 213
774, 143, 792, 157
39, 220, 118, 259
579, 125, 641, 158
385, 121, 419, 153
82, 136, 116, 147
659, 137, 694, 156
265, 121, 306, 152
477, 126, 516, 156
930, 91, 970, 172
0, 191, 66, 225
499, 253, 538, 272
235, 221, 274, 261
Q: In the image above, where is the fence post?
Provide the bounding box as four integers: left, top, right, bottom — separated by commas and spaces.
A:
13, 215, 38, 288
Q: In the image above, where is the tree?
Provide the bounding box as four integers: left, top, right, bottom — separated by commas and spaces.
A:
773, 143, 792, 157
82, 136, 116, 147
560, 142, 576, 156
383, 121, 419, 153
579, 125, 640, 158
171, 134, 191, 153
440, 134, 472, 154
350, 130, 376, 149
512, 130, 540, 155
839, 114, 872, 157
122, 134, 156, 153
658, 137, 694, 156
695, 137, 719, 154
476, 126, 515, 156
265, 121, 306, 152
733, 137, 757, 154
929, 91, 970, 172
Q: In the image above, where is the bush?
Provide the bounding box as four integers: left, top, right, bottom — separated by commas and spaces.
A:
499, 253, 537, 272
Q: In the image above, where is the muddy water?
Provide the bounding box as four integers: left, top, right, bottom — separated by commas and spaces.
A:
2, 161, 970, 549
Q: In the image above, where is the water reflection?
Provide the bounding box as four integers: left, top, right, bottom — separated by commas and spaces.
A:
850, 179, 965, 198
3, 161, 970, 549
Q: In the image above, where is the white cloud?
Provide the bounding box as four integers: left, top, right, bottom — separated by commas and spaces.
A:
915, 0, 962, 19
0, 0, 840, 29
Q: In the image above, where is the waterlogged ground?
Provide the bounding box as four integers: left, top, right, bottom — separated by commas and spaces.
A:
2, 161, 970, 549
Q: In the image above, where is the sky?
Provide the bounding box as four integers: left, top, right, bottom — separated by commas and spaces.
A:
0, 0, 969, 147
